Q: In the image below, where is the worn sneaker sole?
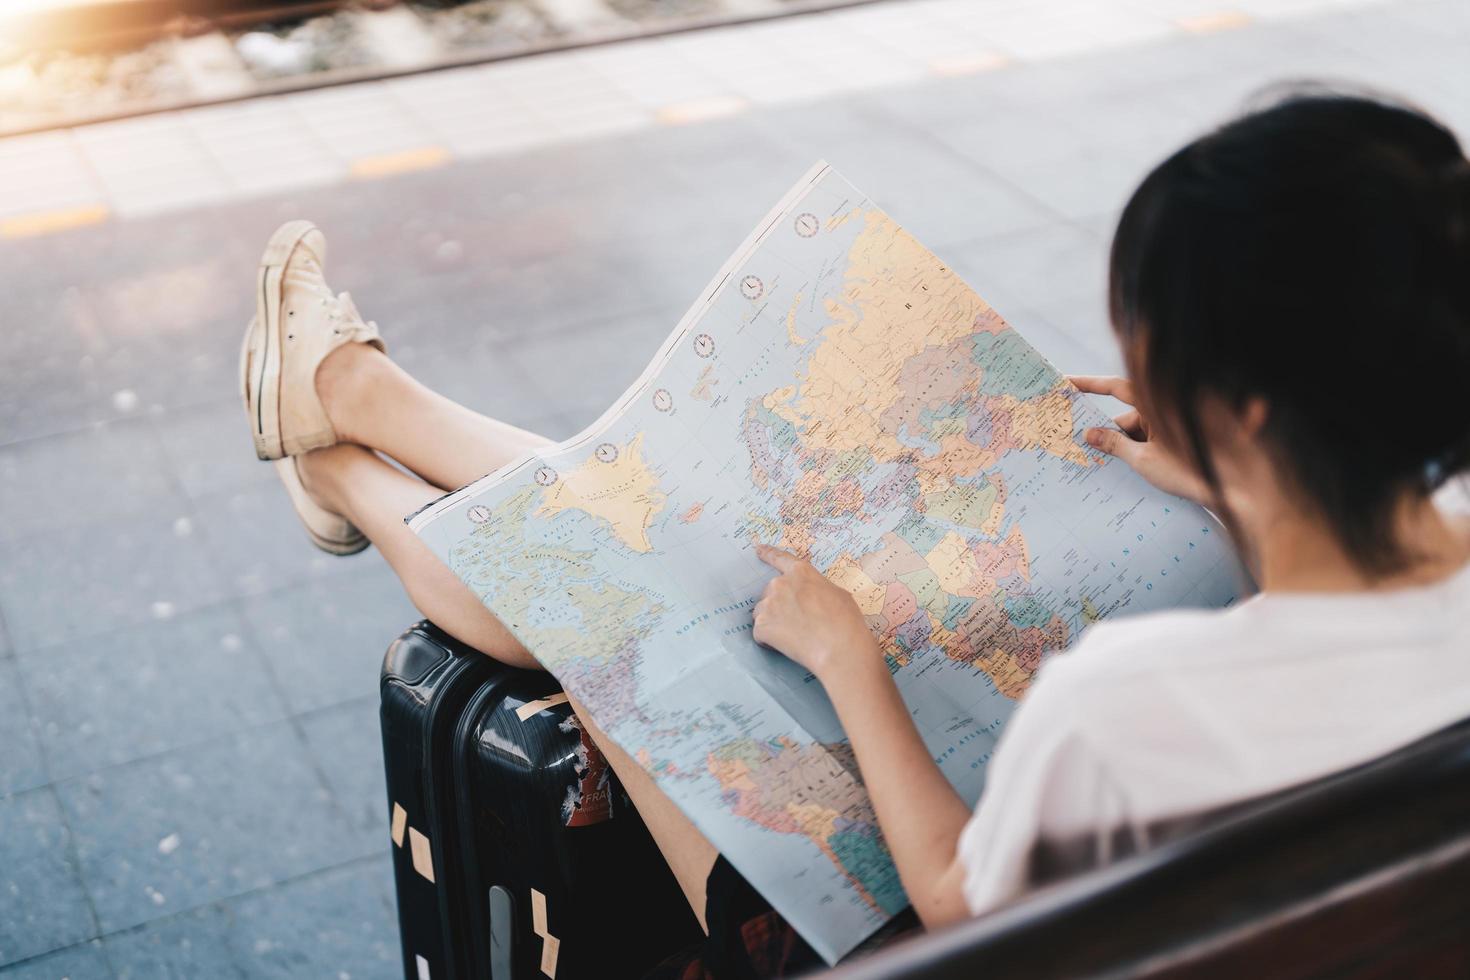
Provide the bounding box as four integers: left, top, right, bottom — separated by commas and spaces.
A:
274, 457, 369, 556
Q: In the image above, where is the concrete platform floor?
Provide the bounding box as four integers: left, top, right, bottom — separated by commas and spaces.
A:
2, 0, 1468, 975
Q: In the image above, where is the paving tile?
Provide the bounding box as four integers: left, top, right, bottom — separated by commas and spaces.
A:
503, 309, 694, 422
853, 73, 1018, 137
662, 25, 853, 107
994, 142, 1160, 220
387, 340, 582, 433
942, 224, 1120, 373
0, 132, 104, 223
940, 53, 1141, 114
386, 65, 561, 158
54, 722, 359, 933
222, 861, 398, 980
22, 606, 288, 782
299, 698, 389, 860
72, 115, 230, 220
0, 235, 111, 373
993, 306, 1116, 378
0, 506, 227, 653
0, 419, 182, 544
0, 939, 112, 980
214, 177, 483, 321
744, 96, 891, 160
184, 97, 346, 198
84, 248, 247, 350
575, 38, 730, 110
242, 566, 419, 715
286, 84, 438, 165
520, 85, 653, 142
523, 410, 586, 444
237, 179, 672, 350
1013, 302, 1123, 376
194, 482, 360, 598
339, 264, 534, 355
0, 356, 124, 448
445, 114, 787, 226
103, 905, 240, 980
149, 402, 277, 502
0, 659, 47, 798
58, 199, 250, 320
816, 135, 1061, 249
1021, 290, 1119, 362
767, 101, 1049, 234
456, 244, 672, 348
972, 2, 1173, 60
101, 334, 241, 420
0, 290, 237, 443
1074, 208, 1122, 243
0, 788, 97, 967
944, 223, 1109, 321
365, 851, 398, 931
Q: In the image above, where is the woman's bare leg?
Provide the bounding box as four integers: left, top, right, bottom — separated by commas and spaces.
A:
298, 442, 540, 668
302, 345, 716, 909
567, 693, 719, 932
316, 340, 549, 492
301, 344, 713, 913
293, 340, 552, 666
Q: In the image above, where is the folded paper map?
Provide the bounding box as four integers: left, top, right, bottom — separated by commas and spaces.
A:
409, 163, 1246, 962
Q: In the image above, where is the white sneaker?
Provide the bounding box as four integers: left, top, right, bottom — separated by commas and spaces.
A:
239, 219, 384, 461
239, 220, 384, 555
272, 455, 368, 556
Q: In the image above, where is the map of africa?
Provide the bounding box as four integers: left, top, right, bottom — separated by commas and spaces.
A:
409, 164, 1246, 963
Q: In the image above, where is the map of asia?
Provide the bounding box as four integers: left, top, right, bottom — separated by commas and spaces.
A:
408, 164, 1246, 963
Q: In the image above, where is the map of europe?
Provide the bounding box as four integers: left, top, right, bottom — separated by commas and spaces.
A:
409, 164, 1245, 962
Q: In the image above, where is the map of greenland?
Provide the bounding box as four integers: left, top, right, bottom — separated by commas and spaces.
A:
409, 163, 1247, 963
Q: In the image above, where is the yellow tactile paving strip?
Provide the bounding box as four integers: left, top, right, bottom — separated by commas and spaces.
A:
1177, 10, 1255, 33
348, 145, 453, 179
0, 204, 109, 239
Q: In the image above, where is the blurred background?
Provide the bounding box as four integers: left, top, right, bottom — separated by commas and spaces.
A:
1, 0, 1466, 976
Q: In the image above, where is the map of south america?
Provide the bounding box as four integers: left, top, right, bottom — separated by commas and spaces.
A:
410, 164, 1246, 963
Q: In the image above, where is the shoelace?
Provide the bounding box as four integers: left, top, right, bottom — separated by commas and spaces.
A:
285, 258, 378, 334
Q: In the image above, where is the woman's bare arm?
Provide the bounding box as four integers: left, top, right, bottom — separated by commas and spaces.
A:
752, 545, 973, 929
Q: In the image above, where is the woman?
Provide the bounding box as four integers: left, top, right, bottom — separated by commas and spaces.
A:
238, 89, 1470, 975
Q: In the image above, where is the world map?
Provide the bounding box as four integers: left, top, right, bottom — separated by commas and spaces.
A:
409, 164, 1245, 962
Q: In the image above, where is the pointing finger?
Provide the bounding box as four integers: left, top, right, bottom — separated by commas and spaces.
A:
755, 543, 800, 573
1113, 409, 1144, 439
1085, 426, 1142, 464
1068, 375, 1136, 406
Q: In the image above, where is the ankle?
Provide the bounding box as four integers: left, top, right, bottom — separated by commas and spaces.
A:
316, 342, 389, 444
296, 443, 367, 516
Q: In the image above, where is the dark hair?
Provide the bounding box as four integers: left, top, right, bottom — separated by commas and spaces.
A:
1109, 86, 1470, 574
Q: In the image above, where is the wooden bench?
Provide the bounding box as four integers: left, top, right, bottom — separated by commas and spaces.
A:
826, 718, 1470, 979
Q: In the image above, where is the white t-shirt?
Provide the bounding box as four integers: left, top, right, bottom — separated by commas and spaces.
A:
956, 481, 1470, 916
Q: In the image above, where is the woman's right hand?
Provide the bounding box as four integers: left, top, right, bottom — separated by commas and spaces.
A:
1068, 375, 1212, 504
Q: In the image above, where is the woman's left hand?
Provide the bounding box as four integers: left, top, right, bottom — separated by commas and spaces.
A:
752, 544, 875, 678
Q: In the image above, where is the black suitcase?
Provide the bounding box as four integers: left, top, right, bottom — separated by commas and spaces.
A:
380, 621, 701, 980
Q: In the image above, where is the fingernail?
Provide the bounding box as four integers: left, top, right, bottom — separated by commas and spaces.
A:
1084, 429, 1101, 446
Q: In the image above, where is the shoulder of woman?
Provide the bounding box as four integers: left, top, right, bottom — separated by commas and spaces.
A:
1434, 476, 1470, 517
1040, 604, 1251, 684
